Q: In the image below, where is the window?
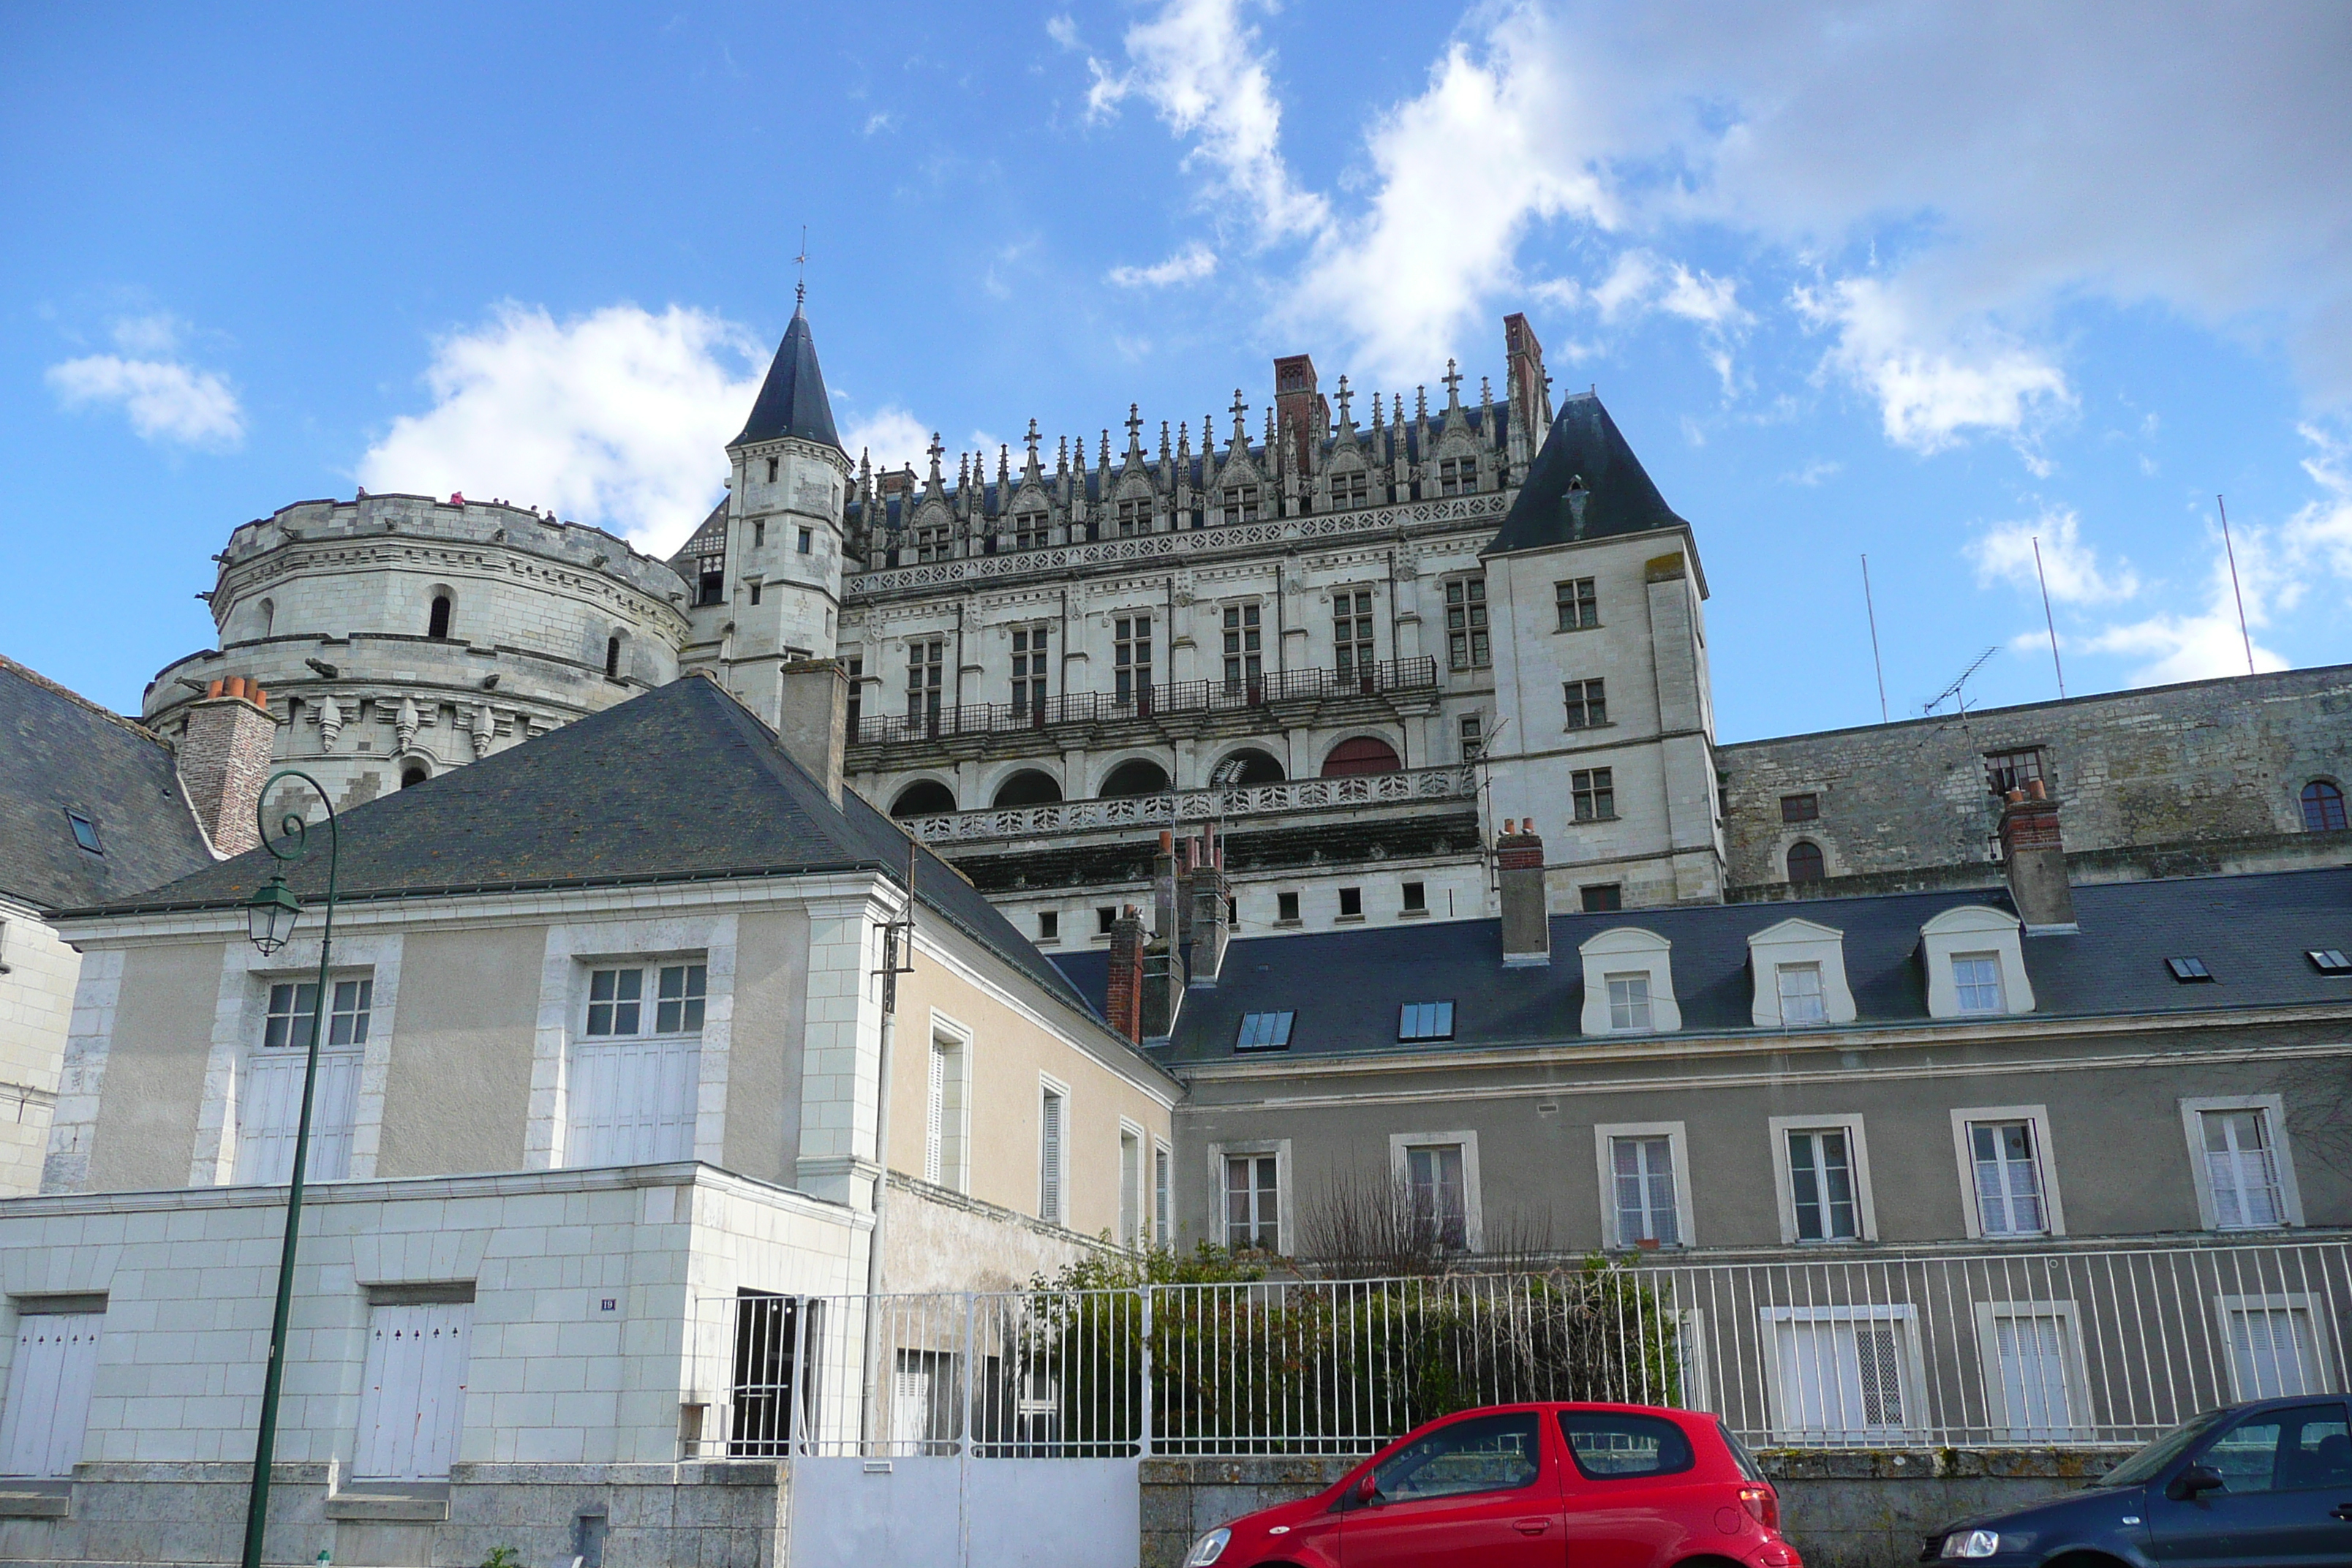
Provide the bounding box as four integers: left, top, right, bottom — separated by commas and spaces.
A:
1116, 496, 1153, 536
2310, 949, 2352, 975
1038, 1085, 1066, 1224
906, 638, 944, 728
1580, 883, 1623, 913
1405, 1144, 1469, 1251
1221, 484, 1260, 521
1784, 1127, 1861, 1240
845, 655, 863, 737
913, 519, 950, 562
1444, 578, 1490, 670
1115, 615, 1153, 706
1951, 954, 2005, 1013
1398, 1001, 1455, 1041
1119, 1128, 1143, 1246
1332, 467, 1368, 507
265, 976, 373, 1049
1606, 974, 1653, 1032
243, 977, 370, 1183
585, 964, 705, 1037
1559, 1411, 1694, 1478
1984, 747, 2046, 796
1338, 886, 1363, 920
1556, 577, 1599, 630
1221, 604, 1262, 691
1365, 1412, 1540, 1504
1013, 508, 1050, 550
1765, 1308, 1914, 1437
754, 519, 767, 546
1458, 713, 1483, 761
1437, 456, 1479, 496
1334, 590, 1376, 682
924, 1033, 968, 1190
0, 1308, 102, 1478
2166, 955, 2214, 981
1401, 881, 1426, 914
1976, 1304, 2087, 1441
1011, 623, 1049, 716
2301, 780, 2348, 832
605, 635, 622, 679
1235, 1011, 1295, 1051
1225, 1154, 1279, 1251
354, 1297, 472, 1480
2202, 1107, 2286, 1229
1610, 1135, 1679, 1246
1036, 910, 1059, 943
1154, 1145, 1172, 1247
2217, 1305, 2337, 1401
1275, 891, 1300, 924
798, 527, 813, 554
766, 457, 779, 483
1571, 769, 1615, 821
748, 582, 762, 605
1563, 678, 1607, 729
1096, 906, 1117, 936
66, 810, 103, 855
427, 593, 452, 638
1776, 963, 1825, 1025
1785, 840, 1825, 883
1967, 1120, 2048, 1236
567, 962, 706, 1167
1781, 792, 1820, 823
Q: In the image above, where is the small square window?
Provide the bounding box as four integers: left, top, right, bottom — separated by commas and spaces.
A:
1096, 907, 1117, 936
2307, 949, 2351, 975
1952, 954, 2005, 1014
1580, 883, 1622, 913
66, 810, 102, 854
1555, 577, 1599, 631
2166, 957, 2214, 983
1338, 887, 1363, 920
1398, 1001, 1455, 1041
1038, 910, 1060, 943
1781, 793, 1820, 823
1276, 891, 1300, 924
1235, 1011, 1295, 1051
1605, 974, 1652, 1033
1401, 881, 1427, 913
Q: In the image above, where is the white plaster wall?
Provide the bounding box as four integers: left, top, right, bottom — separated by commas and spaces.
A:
0, 900, 72, 1196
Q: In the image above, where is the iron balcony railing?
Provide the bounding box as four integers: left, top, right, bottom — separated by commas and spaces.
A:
690, 1235, 2351, 1460
898, 764, 1478, 844
854, 657, 1441, 749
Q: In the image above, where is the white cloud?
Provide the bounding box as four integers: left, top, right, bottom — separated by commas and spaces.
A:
1967, 504, 2140, 606
1107, 243, 1218, 288
357, 302, 763, 556
840, 405, 932, 475
1796, 277, 2072, 451
1782, 459, 1841, 486
47, 334, 245, 450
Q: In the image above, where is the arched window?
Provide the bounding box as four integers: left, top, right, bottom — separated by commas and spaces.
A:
890, 780, 957, 818
1321, 736, 1402, 777
257, 598, 275, 638
428, 594, 453, 639
1787, 840, 1825, 883
1210, 748, 1286, 787
401, 764, 430, 790
2304, 780, 2348, 832
1098, 758, 1171, 798
605, 635, 622, 679
992, 770, 1063, 807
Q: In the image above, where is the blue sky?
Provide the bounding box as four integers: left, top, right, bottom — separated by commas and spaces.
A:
4, 1, 2348, 738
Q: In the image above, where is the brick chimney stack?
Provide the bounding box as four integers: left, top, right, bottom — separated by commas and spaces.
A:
1999, 780, 2078, 932
178, 677, 277, 857
1497, 818, 1550, 968
1106, 906, 1146, 1044
1185, 823, 1231, 987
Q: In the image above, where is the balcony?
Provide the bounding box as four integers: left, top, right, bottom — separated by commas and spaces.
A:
855, 657, 1439, 750
899, 763, 1477, 845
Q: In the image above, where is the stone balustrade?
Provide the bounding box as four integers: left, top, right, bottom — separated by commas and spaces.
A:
900, 764, 1478, 843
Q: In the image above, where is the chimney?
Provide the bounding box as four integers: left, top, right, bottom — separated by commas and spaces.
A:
776, 658, 848, 806
179, 678, 277, 856
1186, 826, 1232, 987
1496, 818, 1550, 968
1999, 780, 2078, 932
1105, 905, 1146, 1044
1153, 830, 1180, 941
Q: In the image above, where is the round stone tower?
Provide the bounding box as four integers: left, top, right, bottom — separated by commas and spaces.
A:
144, 493, 694, 815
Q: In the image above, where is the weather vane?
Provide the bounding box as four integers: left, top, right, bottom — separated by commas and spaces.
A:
794, 225, 810, 308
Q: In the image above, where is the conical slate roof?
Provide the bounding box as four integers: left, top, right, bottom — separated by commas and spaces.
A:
731, 306, 843, 452
1482, 392, 1687, 557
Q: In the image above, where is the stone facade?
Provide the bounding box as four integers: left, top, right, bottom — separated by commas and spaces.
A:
0, 899, 69, 1200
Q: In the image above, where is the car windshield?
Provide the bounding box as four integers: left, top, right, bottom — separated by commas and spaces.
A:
2091, 1409, 2234, 1487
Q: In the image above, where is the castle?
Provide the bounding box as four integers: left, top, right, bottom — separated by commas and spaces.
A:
141, 298, 2352, 943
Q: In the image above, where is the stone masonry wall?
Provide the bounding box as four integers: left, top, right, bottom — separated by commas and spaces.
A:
1719, 663, 2352, 892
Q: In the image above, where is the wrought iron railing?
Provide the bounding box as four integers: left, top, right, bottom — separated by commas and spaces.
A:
898, 764, 1477, 844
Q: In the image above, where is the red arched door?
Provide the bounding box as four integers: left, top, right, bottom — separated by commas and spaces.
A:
1321, 736, 1402, 777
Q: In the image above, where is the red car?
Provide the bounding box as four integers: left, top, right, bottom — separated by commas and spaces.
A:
1182, 1402, 1801, 1568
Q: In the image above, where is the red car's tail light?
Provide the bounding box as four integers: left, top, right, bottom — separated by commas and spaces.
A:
1739, 1485, 1779, 1531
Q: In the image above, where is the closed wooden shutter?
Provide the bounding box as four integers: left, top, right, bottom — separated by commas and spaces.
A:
0, 1313, 102, 1477
924, 1041, 946, 1186
235, 1049, 363, 1183
566, 1036, 699, 1166
1039, 1091, 1064, 1224
355, 1302, 472, 1479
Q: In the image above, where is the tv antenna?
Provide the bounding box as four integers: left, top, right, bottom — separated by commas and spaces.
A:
1923, 646, 2000, 717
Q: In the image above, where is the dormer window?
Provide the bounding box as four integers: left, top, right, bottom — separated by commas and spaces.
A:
66, 811, 102, 855
1221, 484, 1259, 521
1578, 927, 1681, 1035
1776, 964, 1826, 1024
1332, 467, 1368, 507
1013, 508, 1050, 550
1921, 906, 2035, 1018
1749, 917, 1856, 1028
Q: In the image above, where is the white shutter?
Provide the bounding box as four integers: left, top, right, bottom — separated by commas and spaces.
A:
566, 1038, 699, 1166
355, 1302, 472, 1479
1991, 1314, 2075, 1439
0, 1313, 102, 1477
235, 1049, 363, 1184
1039, 1091, 1063, 1224
2226, 1305, 2321, 1398
924, 1042, 946, 1186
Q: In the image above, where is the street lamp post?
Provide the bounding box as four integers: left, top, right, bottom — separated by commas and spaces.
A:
236, 771, 340, 1568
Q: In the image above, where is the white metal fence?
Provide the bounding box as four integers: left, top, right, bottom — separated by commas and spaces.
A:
689, 1236, 2351, 1458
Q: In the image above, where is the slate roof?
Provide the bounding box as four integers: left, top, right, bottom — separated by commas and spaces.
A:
732, 307, 843, 453
0, 655, 214, 911
64, 676, 1096, 1022
1051, 867, 2352, 1064
1483, 392, 1689, 557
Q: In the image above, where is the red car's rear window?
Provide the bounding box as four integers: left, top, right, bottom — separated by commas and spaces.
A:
1716, 1420, 1768, 1482
1557, 1411, 1696, 1480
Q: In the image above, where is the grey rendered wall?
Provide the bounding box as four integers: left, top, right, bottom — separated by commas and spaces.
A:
724, 908, 811, 1185
375, 925, 543, 1177
83, 941, 222, 1193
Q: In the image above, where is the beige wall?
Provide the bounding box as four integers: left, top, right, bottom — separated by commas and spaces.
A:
0, 902, 72, 1196
374, 926, 543, 1177
86, 941, 225, 1193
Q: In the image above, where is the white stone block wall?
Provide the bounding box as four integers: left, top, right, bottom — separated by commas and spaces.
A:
0, 901, 72, 1198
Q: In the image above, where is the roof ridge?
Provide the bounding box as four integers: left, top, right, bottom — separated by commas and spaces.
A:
0, 653, 171, 749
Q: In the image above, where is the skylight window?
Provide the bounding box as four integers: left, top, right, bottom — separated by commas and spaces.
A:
65, 810, 102, 855
2309, 949, 2352, 976
1235, 1011, 1295, 1052
1398, 1001, 1455, 1041
2166, 957, 2214, 983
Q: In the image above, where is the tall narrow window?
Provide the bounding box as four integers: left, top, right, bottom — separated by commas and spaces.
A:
1445, 578, 1490, 670
906, 638, 944, 729
1564, 679, 1607, 728
1154, 1146, 1172, 1246
754, 519, 767, 547
1119, 1129, 1143, 1246
2202, 1109, 2285, 1229
1039, 1086, 1066, 1224
1776, 963, 1826, 1025
568, 962, 706, 1167
1225, 1153, 1279, 1251
427, 594, 452, 639
1952, 954, 2005, 1013
353, 1299, 472, 1480
766, 456, 780, 483
240, 977, 369, 1183
1612, 1136, 1679, 1246
1115, 616, 1153, 707
0, 1311, 102, 1478
1969, 1121, 2046, 1236
1459, 713, 1484, 761
1222, 604, 1262, 691
844, 655, 863, 739
605, 636, 622, 679
1334, 590, 1376, 682
2302, 780, 2348, 832
1606, 974, 1653, 1033
924, 1035, 966, 1191
1571, 769, 1614, 822
1406, 1145, 1468, 1251
1786, 1128, 1859, 1241
1556, 577, 1599, 630
1786, 840, 1825, 883
1011, 624, 1049, 717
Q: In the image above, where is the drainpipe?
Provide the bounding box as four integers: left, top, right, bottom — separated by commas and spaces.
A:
859, 845, 916, 1447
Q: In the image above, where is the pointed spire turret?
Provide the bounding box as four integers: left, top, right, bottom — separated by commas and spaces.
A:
731, 305, 843, 452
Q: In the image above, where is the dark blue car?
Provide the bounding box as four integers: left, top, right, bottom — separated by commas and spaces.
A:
1921, 1396, 2352, 1566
